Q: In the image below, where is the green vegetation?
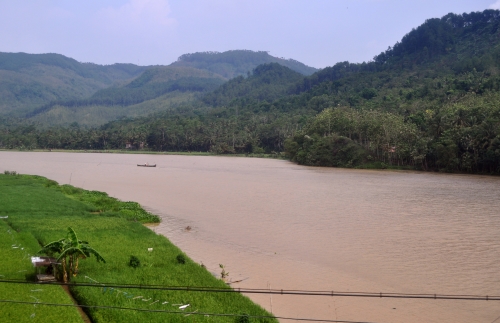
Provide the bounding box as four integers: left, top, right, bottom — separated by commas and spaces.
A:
27, 66, 226, 119
16, 50, 316, 126
59, 186, 160, 223
38, 227, 106, 283
27, 91, 200, 127
0, 219, 83, 323
203, 63, 304, 106
128, 255, 140, 268
0, 174, 276, 322
0, 53, 147, 116
1, 10, 500, 173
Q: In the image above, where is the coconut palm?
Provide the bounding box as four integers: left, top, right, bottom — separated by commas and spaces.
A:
38, 227, 105, 282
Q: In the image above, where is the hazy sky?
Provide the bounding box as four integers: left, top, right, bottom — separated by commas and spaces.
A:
0, 0, 498, 69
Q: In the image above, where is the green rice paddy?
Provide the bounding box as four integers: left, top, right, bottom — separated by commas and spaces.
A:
0, 173, 276, 322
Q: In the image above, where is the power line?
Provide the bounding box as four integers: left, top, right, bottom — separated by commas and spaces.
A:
0, 279, 498, 301
0, 299, 378, 323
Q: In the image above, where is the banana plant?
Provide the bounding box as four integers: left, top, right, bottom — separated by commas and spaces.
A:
38, 227, 105, 282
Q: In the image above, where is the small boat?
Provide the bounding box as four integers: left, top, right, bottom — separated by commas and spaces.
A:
137, 163, 156, 167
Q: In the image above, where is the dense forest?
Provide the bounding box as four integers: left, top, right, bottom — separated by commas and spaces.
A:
1, 10, 500, 174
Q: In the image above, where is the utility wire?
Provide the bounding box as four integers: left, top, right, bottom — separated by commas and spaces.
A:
0, 279, 498, 301
0, 299, 378, 323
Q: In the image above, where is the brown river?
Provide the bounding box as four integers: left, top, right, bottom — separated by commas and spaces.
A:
1, 151, 499, 322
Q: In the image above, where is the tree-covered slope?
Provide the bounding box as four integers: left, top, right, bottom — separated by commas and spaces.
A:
294, 10, 500, 99
25, 52, 315, 126
81, 65, 226, 106
0, 52, 148, 116
26, 66, 225, 124
281, 10, 500, 172
202, 63, 304, 106
170, 50, 317, 78
27, 92, 200, 128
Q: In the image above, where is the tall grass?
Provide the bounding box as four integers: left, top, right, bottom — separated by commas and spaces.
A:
0, 174, 276, 322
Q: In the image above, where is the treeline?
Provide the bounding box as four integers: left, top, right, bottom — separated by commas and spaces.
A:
3, 90, 500, 173
1, 105, 309, 154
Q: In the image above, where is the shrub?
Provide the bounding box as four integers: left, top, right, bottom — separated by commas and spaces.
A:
129, 255, 141, 268
176, 254, 186, 264
44, 179, 59, 187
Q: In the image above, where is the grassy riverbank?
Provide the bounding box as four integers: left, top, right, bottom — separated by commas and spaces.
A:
0, 172, 276, 322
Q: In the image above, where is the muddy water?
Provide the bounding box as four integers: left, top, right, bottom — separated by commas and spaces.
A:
1, 151, 500, 322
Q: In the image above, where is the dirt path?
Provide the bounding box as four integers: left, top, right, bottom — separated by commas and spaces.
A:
61, 284, 92, 323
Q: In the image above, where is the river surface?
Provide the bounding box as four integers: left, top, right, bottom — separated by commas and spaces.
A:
1, 151, 500, 322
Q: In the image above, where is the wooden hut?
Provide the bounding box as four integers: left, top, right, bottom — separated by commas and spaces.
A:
31, 256, 58, 282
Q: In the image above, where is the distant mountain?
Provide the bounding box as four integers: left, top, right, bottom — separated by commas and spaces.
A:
202, 63, 304, 107
170, 50, 317, 78
27, 66, 225, 118
25, 65, 224, 127
88, 66, 226, 105
25, 50, 316, 126
0, 52, 148, 116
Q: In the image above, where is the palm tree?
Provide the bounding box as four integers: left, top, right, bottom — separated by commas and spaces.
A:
38, 227, 106, 282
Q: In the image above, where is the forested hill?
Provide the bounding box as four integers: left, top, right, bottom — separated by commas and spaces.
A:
20, 50, 317, 126
282, 10, 500, 173
86, 66, 226, 106
0, 52, 146, 81
170, 50, 318, 78
0, 52, 148, 116
295, 10, 500, 95
27, 66, 226, 118
202, 63, 304, 106
3, 10, 500, 174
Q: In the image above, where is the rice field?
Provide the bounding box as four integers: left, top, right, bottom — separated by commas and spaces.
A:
0, 219, 83, 323
0, 173, 276, 322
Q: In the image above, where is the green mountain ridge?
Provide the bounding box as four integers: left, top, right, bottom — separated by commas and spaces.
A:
171, 50, 317, 78
26, 66, 226, 121
0, 52, 148, 116
23, 50, 317, 126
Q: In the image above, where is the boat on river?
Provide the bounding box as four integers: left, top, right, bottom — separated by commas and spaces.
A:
137, 163, 156, 167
